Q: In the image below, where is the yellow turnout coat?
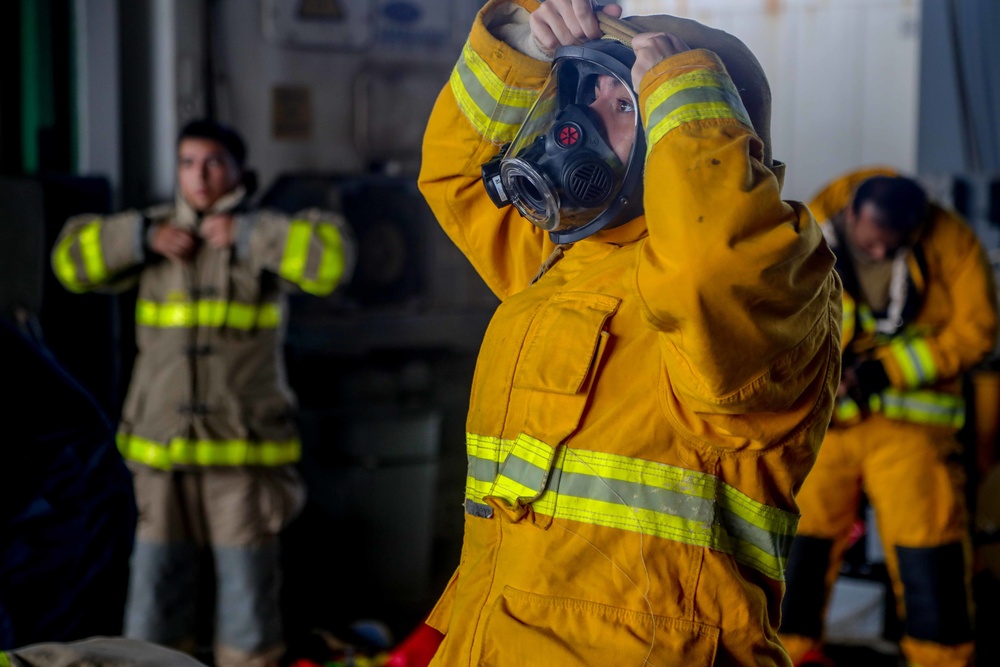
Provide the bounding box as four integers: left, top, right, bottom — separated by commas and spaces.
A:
418, 1, 842, 664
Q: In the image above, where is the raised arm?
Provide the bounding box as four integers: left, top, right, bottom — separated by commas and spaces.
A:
418, 0, 567, 299
634, 45, 841, 422
51, 210, 149, 294
236, 208, 355, 296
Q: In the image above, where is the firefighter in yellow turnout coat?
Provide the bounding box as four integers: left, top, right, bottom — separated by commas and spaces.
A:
779, 168, 997, 667
418, 1, 842, 664
51, 120, 354, 667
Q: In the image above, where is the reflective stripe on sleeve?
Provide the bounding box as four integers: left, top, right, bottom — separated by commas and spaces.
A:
52, 220, 107, 292
834, 396, 862, 424
298, 222, 346, 295
118, 433, 301, 469
135, 299, 280, 330
279, 219, 312, 284
465, 432, 799, 581
450, 40, 539, 143
645, 69, 753, 152
841, 293, 856, 344
53, 233, 86, 292
886, 337, 938, 388
870, 389, 965, 429
857, 304, 877, 334
78, 221, 108, 284
279, 220, 346, 295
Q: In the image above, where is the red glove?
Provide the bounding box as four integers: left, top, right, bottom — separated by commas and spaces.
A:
384, 623, 444, 667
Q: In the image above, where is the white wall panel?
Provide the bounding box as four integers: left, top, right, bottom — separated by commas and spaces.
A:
213, 0, 480, 193
622, 0, 921, 202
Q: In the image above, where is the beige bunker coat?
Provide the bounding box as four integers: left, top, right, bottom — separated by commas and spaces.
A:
52, 186, 354, 469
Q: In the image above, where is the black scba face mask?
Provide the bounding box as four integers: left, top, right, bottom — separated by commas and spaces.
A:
482, 40, 645, 244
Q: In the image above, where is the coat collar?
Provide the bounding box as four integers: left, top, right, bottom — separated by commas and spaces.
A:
173, 185, 248, 228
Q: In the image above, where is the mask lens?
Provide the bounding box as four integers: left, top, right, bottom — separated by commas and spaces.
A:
501, 158, 560, 230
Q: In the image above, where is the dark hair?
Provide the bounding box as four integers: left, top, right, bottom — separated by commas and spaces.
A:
850, 175, 928, 235
177, 119, 246, 167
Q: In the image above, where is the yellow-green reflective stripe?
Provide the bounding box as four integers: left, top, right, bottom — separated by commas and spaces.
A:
493, 433, 556, 501
889, 338, 937, 387
841, 296, 856, 342
53, 221, 106, 292
858, 304, 877, 333
299, 223, 346, 295
78, 220, 108, 284
135, 299, 280, 330
198, 300, 227, 326
466, 433, 504, 499
872, 389, 965, 429
0, 652, 10, 667
645, 69, 751, 150
53, 232, 85, 292
465, 433, 797, 580
280, 220, 312, 283
836, 397, 861, 422
118, 433, 301, 469
648, 102, 747, 153
842, 297, 856, 326
450, 40, 539, 143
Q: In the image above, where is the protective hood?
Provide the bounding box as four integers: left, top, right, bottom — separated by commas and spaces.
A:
620, 13, 773, 166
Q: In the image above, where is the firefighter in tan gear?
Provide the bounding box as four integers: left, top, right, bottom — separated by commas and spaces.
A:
779, 168, 998, 667
412, 0, 842, 664
51, 120, 354, 667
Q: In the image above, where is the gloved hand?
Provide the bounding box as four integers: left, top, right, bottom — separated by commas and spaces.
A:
837, 358, 890, 420
853, 358, 891, 399
384, 623, 444, 667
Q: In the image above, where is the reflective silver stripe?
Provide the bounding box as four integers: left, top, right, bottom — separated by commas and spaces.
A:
871, 389, 965, 429
887, 337, 937, 388
450, 40, 539, 143
464, 433, 798, 580
645, 69, 752, 150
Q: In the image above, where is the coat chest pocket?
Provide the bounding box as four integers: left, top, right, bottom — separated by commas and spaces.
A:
470, 292, 620, 525
510, 292, 620, 447
513, 292, 620, 395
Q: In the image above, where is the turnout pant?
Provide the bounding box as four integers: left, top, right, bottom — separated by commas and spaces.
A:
779, 415, 975, 667
124, 465, 304, 667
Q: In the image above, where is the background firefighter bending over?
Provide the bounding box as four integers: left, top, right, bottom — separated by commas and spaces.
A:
779, 167, 998, 667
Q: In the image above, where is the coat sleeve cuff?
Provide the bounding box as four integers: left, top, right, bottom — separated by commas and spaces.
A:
639, 49, 754, 151
469, 0, 551, 87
